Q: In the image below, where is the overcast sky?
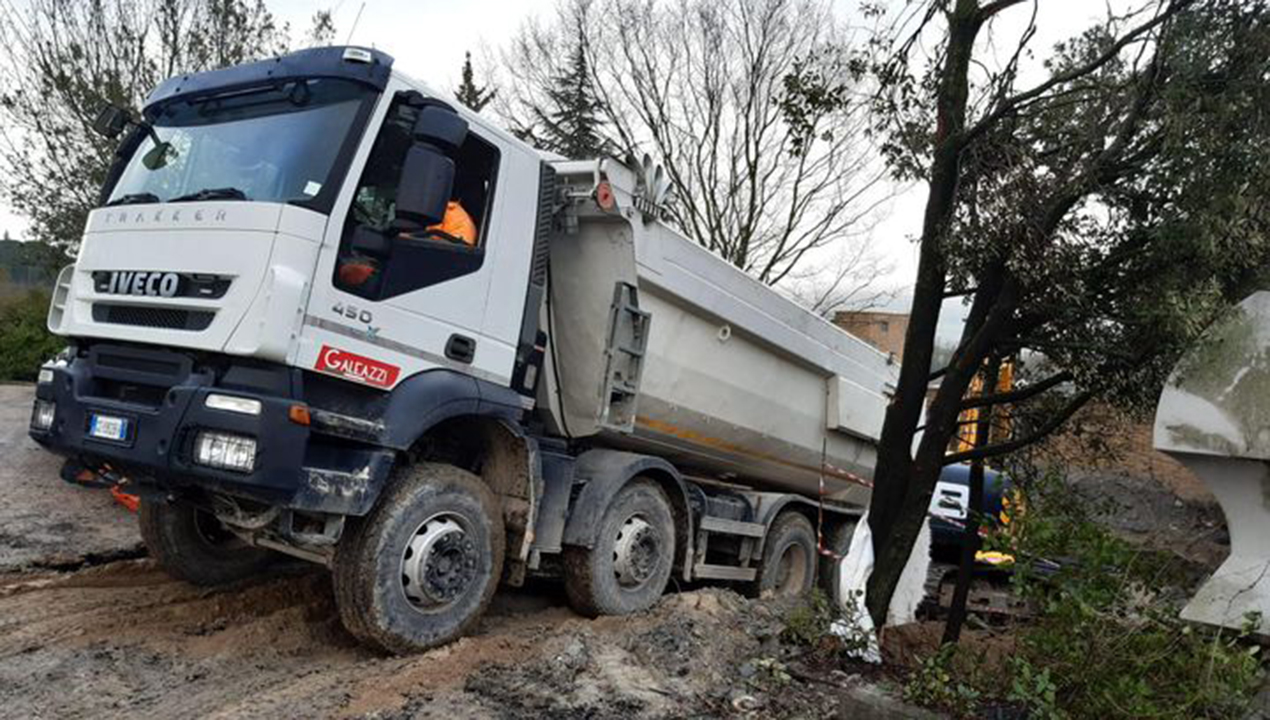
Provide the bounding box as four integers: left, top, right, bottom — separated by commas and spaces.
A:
0, 0, 1120, 336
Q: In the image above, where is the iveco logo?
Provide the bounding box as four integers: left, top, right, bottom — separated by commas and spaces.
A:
100, 271, 181, 297
92, 270, 232, 299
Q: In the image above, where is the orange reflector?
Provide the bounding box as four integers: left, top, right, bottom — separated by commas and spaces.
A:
289, 404, 311, 426
595, 181, 616, 211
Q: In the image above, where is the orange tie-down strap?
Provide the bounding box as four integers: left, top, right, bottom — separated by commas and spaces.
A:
72, 464, 140, 513
110, 485, 140, 513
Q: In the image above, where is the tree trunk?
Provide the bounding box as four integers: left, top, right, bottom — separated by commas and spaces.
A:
942, 356, 1002, 645
864, 0, 985, 628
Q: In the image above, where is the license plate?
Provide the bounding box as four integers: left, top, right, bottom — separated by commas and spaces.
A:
89, 414, 129, 442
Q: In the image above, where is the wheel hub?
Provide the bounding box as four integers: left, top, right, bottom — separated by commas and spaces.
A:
613, 516, 659, 587
401, 516, 478, 610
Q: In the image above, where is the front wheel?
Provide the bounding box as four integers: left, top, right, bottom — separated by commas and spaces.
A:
563, 479, 676, 617
139, 499, 274, 586
332, 462, 504, 654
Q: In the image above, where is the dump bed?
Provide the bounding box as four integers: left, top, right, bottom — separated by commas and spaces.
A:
537, 159, 897, 505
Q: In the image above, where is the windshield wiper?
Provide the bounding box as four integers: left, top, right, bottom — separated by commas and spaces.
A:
104, 192, 160, 207
170, 187, 249, 203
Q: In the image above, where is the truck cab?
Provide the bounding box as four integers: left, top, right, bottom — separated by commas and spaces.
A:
34, 47, 546, 514
29, 46, 880, 653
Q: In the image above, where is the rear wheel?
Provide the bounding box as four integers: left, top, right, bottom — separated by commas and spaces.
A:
332, 462, 504, 654
563, 479, 676, 617
139, 499, 274, 586
753, 512, 817, 598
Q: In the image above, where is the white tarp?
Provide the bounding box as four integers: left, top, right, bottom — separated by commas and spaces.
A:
830, 512, 932, 663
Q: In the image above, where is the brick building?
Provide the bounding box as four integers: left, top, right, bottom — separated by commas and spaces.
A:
832, 310, 910, 360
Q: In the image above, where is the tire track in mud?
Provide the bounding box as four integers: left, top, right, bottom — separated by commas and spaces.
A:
0, 558, 783, 719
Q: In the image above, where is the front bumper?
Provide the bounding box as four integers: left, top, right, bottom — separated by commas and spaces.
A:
29, 344, 393, 515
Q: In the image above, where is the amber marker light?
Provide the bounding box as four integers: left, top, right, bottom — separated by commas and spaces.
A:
288, 404, 311, 426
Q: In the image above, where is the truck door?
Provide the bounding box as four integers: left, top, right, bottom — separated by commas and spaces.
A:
299, 85, 538, 391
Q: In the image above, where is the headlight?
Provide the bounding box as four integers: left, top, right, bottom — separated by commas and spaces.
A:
205, 393, 262, 416
193, 431, 257, 473
37, 367, 54, 385
31, 400, 55, 430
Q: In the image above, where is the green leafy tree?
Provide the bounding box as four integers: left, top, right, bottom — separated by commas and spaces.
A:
455, 51, 496, 113
831, 0, 1270, 627
0, 0, 335, 252
529, 20, 609, 159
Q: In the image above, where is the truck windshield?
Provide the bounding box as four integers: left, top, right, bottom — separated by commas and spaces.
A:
105, 78, 373, 208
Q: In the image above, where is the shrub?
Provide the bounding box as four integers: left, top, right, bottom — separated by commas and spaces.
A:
782, 587, 844, 654
0, 290, 63, 381
903, 644, 982, 717
904, 469, 1264, 719
1004, 471, 1263, 719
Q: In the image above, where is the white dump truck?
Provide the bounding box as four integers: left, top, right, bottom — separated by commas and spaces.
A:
28, 46, 896, 653
1155, 292, 1270, 636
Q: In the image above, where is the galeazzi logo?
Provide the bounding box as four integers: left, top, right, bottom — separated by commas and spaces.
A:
101, 208, 229, 225
314, 345, 400, 388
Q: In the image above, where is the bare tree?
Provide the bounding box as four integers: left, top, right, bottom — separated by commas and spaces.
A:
780, 243, 898, 315
0, 0, 333, 251
496, 0, 893, 294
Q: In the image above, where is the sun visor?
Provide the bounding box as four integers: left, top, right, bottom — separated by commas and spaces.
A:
144, 46, 394, 115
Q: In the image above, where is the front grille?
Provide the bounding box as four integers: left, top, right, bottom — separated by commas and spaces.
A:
96, 378, 170, 407
95, 351, 183, 376
92, 303, 214, 331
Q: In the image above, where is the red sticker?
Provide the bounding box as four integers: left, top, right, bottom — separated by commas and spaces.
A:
315, 345, 400, 388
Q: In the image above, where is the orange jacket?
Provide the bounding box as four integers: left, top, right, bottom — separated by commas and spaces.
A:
427, 201, 477, 246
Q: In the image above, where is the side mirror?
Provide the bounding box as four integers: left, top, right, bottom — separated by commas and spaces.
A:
93, 104, 132, 139
412, 106, 468, 154
395, 145, 455, 227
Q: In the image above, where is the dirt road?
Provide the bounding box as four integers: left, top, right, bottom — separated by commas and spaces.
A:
0, 560, 814, 719
0, 384, 140, 572
0, 384, 863, 719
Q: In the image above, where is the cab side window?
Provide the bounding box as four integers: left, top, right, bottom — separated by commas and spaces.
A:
334, 94, 499, 300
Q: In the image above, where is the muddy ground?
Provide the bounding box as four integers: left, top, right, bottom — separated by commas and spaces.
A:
0, 384, 912, 719
0, 384, 141, 572
0, 383, 1237, 718
0, 562, 855, 719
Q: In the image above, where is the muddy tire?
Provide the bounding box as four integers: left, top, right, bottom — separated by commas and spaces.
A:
818, 518, 858, 601
332, 462, 504, 654
752, 512, 817, 598
139, 499, 274, 586
563, 479, 675, 617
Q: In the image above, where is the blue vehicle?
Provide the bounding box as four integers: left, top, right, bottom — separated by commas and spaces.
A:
929, 464, 1013, 556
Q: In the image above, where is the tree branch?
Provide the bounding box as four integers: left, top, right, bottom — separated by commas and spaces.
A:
963, 0, 1191, 144
944, 389, 1094, 464
960, 370, 1071, 409
977, 0, 1030, 21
